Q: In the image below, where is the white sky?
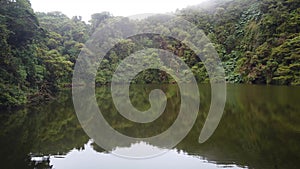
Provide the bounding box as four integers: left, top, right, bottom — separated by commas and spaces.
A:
30, 0, 207, 22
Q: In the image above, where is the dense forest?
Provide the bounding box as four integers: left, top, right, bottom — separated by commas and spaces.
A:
0, 0, 299, 107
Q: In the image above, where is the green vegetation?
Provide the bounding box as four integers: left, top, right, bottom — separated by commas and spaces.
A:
0, 0, 92, 107
179, 0, 300, 85
0, 0, 299, 107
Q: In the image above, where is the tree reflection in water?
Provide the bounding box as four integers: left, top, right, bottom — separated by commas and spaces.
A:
0, 84, 299, 169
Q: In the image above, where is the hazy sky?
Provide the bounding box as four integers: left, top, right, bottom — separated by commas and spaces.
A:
30, 0, 207, 22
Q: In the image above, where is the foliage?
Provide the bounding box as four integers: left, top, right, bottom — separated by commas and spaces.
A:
0, 0, 42, 107
0, 2, 90, 107
179, 0, 300, 85
0, 0, 300, 107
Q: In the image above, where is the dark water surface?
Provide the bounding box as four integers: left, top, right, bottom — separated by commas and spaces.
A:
0, 84, 299, 169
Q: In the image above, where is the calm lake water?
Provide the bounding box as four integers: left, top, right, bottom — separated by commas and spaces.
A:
0, 84, 299, 169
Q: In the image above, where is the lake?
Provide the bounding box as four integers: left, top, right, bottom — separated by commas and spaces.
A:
0, 84, 299, 169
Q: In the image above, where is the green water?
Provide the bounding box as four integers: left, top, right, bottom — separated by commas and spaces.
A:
0, 84, 299, 169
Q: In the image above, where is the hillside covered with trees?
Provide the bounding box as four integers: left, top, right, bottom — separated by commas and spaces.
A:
0, 0, 299, 107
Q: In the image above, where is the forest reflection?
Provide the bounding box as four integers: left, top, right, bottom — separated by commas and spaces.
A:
0, 84, 299, 169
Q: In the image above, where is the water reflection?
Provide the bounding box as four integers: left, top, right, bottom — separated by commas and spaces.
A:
49, 140, 244, 169
0, 84, 299, 169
